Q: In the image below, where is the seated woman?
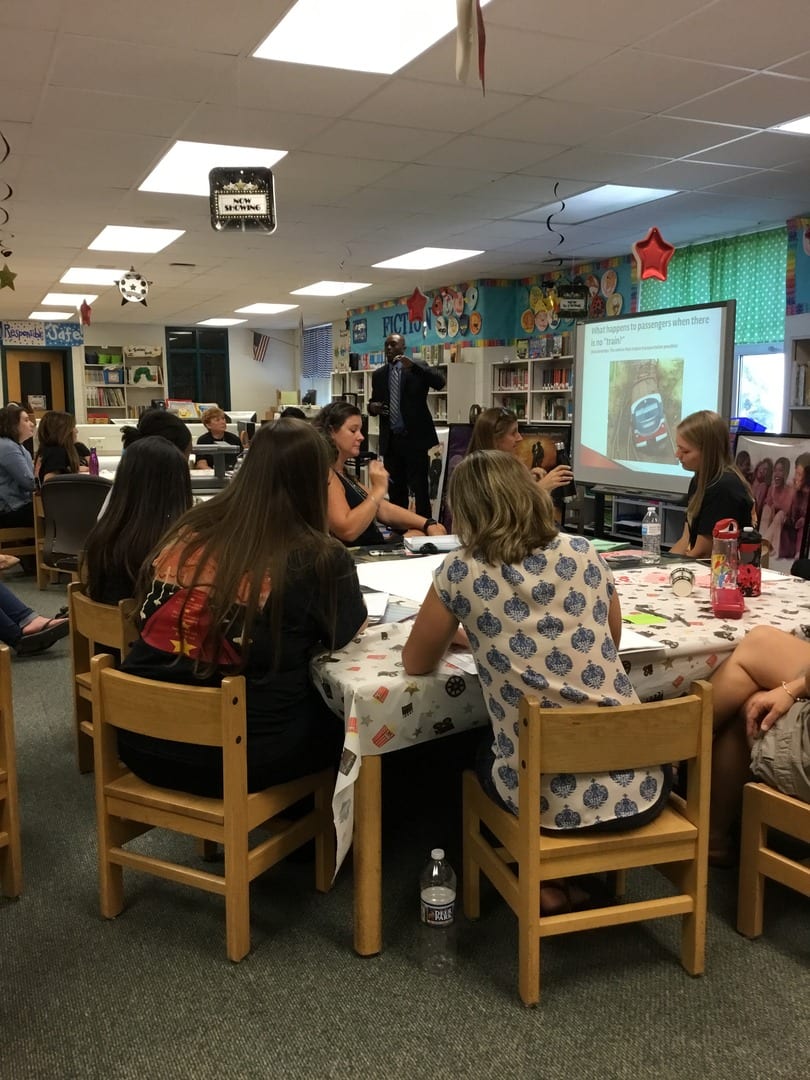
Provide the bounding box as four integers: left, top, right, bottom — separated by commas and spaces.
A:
467, 407, 573, 495
708, 625, 810, 864
120, 418, 367, 797
34, 410, 90, 482
121, 408, 193, 458
82, 437, 193, 605
0, 581, 68, 654
313, 401, 447, 546
194, 407, 241, 469
669, 410, 754, 558
402, 450, 670, 913
0, 405, 36, 529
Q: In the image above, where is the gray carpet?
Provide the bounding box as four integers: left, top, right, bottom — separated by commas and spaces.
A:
2, 573, 808, 1079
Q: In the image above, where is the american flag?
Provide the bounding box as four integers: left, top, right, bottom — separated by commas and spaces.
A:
252, 331, 270, 363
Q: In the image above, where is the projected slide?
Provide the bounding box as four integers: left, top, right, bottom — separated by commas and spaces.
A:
573, 302, 734, 497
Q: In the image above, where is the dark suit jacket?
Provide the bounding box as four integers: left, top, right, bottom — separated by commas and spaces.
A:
371, 360, 446, 453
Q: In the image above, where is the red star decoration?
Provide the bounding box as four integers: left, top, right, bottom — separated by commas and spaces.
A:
80, 299, 92, 325
632, 227, 676, 282
406, 287, 428, 322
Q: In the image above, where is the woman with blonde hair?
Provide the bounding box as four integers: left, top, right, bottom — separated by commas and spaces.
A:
468, 407, 573, 494
403, 450, 670, 912
34, 410, 90, 482
669, 409, 753, 558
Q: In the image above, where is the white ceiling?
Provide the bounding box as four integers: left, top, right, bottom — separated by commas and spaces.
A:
3, 0, 810, 331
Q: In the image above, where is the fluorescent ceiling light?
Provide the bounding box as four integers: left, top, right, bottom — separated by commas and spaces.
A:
235, 302, 299, 315
197, 318, 246, 327
254, 0, 491, 75
89, 226, 184, 253
140, 140, 287, 197
41, 292, 98, 307
291, 281, 372, 297
528, 184, 679, 225
30, 310, 72, 320
60, 267, 126, 286
373, 246, 484, 270
773, 114, 810, 134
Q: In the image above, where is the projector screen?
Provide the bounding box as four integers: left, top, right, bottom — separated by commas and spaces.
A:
572, 301, 736, 499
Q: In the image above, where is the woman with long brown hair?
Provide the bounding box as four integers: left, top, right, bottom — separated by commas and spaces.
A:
467, 407, 573, 494
120, 418, 367, 796
669, 409, 754, 558
34, 410, 90, 482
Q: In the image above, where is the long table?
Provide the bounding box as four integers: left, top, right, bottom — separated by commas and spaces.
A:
311, 562, 810, 956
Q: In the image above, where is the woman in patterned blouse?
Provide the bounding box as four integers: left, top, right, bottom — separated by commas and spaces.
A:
403, 450, 671, 912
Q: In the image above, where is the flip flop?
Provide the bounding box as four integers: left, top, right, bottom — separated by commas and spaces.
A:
15, 619, 70, 656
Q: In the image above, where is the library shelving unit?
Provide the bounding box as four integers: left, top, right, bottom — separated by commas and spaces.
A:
83, 345, 164, 420
786, 318, 810, 435
490, 331, 574, 424
584, 488, 687, 550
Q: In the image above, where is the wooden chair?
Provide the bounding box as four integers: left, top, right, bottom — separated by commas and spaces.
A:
0, 645, 23, 897
0, 525, 36, 560
737, 782, 810, 939
68, 580, 138, 773
462, 681, 713, 1005
91, 655, 336, 962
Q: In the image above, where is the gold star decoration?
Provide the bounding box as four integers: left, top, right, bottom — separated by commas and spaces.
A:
0, 262, 16, 290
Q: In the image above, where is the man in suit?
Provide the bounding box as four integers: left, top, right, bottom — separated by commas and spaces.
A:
368, 333, 445, 517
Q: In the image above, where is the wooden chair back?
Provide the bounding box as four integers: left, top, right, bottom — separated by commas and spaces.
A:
68, 580, 137, 773
0, 645, 23, 897
91, 655, 335, 961
737, 782, 810, 939
463, 681, 712, 1004
0, 525, 35, 559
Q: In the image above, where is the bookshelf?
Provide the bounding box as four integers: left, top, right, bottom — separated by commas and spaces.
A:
83, 345, 165, 420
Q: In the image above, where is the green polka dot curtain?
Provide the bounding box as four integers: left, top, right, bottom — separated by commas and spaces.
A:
638, 227, 786, 345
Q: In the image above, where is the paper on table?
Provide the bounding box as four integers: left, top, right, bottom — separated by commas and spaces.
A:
356, 553, 446, 604
619, 626, 667, 655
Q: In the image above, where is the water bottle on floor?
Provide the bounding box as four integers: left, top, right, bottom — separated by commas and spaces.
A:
641, 505, 661, 565
418, 848, 457, 971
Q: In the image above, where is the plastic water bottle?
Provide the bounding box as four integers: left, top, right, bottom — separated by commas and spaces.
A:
419, 848, 457, 971
88, 446, 99, 476
641, 505, 661, 565
739, 526, 762, 597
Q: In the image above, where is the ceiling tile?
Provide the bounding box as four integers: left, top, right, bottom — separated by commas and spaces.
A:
666, 72, 810, 128
476, 99, 645, 146
689, 131, 810, 169
298, 119, 454, 162
489, 0, 712, 45
585, 115, 756, 158
347, 78, 524, 133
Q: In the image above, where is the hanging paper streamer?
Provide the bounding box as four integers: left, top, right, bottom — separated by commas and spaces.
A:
456, 0, 487, 94
545, 182, 566, 267
632, 227, 676, 282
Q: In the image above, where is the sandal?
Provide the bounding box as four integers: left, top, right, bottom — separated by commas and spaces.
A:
15, 619, 69, 656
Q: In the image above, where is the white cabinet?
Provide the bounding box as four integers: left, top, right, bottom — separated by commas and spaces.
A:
426, 362, 477, 423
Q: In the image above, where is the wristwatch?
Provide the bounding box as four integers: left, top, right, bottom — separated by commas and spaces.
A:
423, 517, 437, 530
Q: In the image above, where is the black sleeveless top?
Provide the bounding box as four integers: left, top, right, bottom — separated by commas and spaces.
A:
335, 470, 385, 546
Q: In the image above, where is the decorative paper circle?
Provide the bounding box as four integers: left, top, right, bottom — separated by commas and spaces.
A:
547, 311, 561, 330
458, 313, 469, 335
586, 273, 599, 296
534, 310, 549, 332
442, 294, 455, 317
453, 293, 464, 316
435, 315, 448, 338
118, 270, 149, 303
601, 269, 617, 296
589, 294, 606, 318
529, 285, 545, 313
607, 292, 623, 317
520, 308, 535, 332
803, 228, 810, 257
469, 311, 482, 335
431, 295, 443, 317
447, 315, 459, 338
465, 285, 479, 311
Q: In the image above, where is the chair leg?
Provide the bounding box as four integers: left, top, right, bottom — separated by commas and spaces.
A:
75, 703, 94, 775
518, 920, 541, 1007
224, 832, 251, 962
313, 774, 336, 894
0, 806, 23, 898
199, 839, 219, 861
678, 857, 707, 976
737, 799, 766, 939
98, 814, 126, 918
462, 772, 481, 920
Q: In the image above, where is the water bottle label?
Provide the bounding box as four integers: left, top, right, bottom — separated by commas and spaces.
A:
420, 886, 455, 926
642, 524, 661, 537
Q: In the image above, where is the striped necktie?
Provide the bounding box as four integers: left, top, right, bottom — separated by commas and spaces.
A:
389, 361, 404, 432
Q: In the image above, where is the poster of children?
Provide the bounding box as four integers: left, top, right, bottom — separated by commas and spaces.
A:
735, 434, 810, 571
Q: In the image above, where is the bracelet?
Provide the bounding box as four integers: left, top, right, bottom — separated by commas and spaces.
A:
423, 517, 437, 530
781, 680, 808, 703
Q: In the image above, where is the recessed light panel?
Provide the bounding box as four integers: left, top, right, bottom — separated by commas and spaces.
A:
774, 114, 810, 134
140, 141, 287, 197
235, 303, 299, 315
291, 281, 372, 297
30, 310, 72, 320
197, 318, 247, 327
373, 246, 484, 270
88, 226, 184, 253
254, 0, 491, 74
41, 293, 99, 307
60, 267, 126, 286
527, 185, 679, 225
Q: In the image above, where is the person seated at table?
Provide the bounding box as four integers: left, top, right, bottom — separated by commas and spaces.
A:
708, 624, 810, 865
0, 580, 69, 655
119, 418, 367, 797
402, 450, 671, 914
194, 406, 241, 470
34, 410, 90, 482
0, 404, 36, 529
467, 407, 573, 495
81, 437, 193, 605
313, 401, 448, 546
669, 409, 754, 558
778, 452, 810, 561
121, 408, 193, 459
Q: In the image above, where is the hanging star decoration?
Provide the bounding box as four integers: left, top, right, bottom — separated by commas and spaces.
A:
0, 262, 16, 290
406, 286, 428, 323
116, 266, 151, 306
80, 299, 92, 326
632, 227, 676, 282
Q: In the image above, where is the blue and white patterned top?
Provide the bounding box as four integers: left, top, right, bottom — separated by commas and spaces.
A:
433, 534, 666, 830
